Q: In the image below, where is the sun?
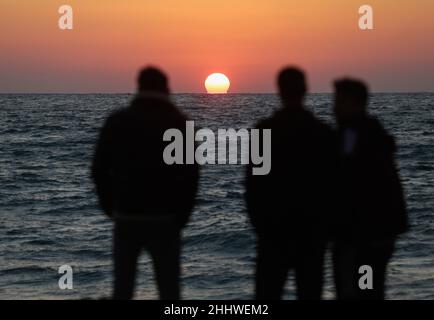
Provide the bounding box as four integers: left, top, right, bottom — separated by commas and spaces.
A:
205, 73, 230, 94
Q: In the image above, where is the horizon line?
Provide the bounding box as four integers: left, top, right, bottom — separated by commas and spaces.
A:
1, 91, 434, 95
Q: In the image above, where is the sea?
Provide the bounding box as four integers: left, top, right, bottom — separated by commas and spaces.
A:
0, 93, 433, 300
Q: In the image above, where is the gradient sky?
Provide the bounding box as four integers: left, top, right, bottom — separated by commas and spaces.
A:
1, 0, 434, 93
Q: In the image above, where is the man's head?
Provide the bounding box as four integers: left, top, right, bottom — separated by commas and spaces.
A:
137, 67, 170, 95
277, 67, 307, 107
334, 78, 369, 125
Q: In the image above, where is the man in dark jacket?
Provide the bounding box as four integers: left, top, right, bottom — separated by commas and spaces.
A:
92, 67, 199, 300
332, 79, 408, 300
245, 67, 336, 300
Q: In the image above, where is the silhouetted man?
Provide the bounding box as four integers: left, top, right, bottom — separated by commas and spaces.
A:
92, 67, 199, 300
332, 79, 408, 300
245, 67, 335, 300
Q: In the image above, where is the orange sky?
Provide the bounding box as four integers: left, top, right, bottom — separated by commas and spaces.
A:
1, 0, 434, 93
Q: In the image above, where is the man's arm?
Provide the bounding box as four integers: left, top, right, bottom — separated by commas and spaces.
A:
91, 116, 115, 217
244, 121, 269, 236
175, 162, 200, 228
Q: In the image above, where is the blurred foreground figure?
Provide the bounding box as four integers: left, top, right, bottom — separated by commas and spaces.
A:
92, 67, 199, 300
245, 67, 336, 300
332, 79, 408, 300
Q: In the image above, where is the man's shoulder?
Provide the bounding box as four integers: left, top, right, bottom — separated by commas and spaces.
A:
364, 116, 385, 131
105, 107, 129, 127
257, 108, 332, 131
363, 116, 396, 152
132, 94, 175, 109
256, 108, 287, 129
133, 95, 188, 120
256, 117, 273, 129
311, 114, 333, 134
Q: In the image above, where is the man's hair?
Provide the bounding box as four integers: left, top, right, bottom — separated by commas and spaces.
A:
137, 67, 169, 94
278, 67, 307, 99
334, 78, 369, 106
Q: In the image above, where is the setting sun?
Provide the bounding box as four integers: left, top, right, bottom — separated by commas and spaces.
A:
205, 73, 230, 94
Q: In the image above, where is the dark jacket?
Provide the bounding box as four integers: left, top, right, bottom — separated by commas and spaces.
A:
245, 106, 337, 241
91, 94, 199, 228
336, 115, 408, 241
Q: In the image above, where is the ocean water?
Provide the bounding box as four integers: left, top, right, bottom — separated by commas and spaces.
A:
0, 93, 433, 300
